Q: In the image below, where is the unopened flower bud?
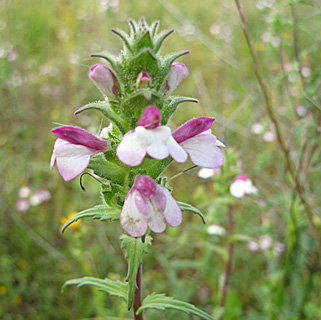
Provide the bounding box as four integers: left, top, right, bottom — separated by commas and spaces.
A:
165, 62, 188, 94
89, 64, 119, 99
136, 71, 152, 88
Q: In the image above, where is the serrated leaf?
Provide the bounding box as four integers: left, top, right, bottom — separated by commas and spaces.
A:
120, 234, 152, 310
178, 201, 206, 224
62, 276, 128, 302
137, 293, 215, 320
61, 205, 121, 233
75, 102, 128, 134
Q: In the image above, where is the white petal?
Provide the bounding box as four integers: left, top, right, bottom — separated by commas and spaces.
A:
167, 136, 188, 163
120, 191, 148, 237
157, 185, 182, 227
230, 180, 245, 198
146, 127, 171, 160
116, 128, 149, 166
148, 210, 166, 233
52, 140, 97, 181
180, 134, 224, 168
216, 139, 226, 148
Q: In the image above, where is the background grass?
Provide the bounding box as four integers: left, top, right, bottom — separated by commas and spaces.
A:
1, 0, 321, 319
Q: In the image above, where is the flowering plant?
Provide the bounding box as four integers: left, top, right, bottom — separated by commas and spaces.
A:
52, 18, 224, 319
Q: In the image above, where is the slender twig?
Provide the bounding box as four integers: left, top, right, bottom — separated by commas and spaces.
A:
219, 205, 234, 319
133, 263, 143, 320
234, 0, 321, 260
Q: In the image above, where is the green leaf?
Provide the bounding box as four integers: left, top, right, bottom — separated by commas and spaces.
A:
61, 205, 121, 233
62, 276, 128, 302
90, 51, 120, 74
154, 29, 174, 53
75, 102, 128, 134
120, 234, 152, 310
178, 201, 206, 224
161, 97, 198, 124
137, 293, 215, 320
112, 28, 133, 53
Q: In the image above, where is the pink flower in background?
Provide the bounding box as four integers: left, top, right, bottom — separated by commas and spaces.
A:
117, 106, 187, 166
165, 62, 188, 94
230, 174, 258, 198
16, 199, 29, 212
30, 189, 51, 206
172, 117, 225, 168
248, 241, 261, 252
89, 64, 119, 98
120, 175, 182, 237
51, 126, 109, 181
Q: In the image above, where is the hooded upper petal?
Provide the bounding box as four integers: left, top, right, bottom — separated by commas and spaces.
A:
137, 105, 161, 129
52, 126, 109, 151
172, 117, 215, 144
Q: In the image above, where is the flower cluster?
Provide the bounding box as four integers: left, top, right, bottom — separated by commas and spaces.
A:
50, 20, 226, 238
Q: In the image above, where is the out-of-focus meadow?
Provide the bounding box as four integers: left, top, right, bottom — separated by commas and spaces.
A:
1, 0, 321, 319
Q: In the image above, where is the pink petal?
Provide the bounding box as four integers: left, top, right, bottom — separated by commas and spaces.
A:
116, 129, 149, 166
137, 105, 161, 129
172, 117, 215, 144
133, 175, 156, 198
52, 126, 108, 151
120, 191, 149, 237
156, 185, 182, 227
180, 134, 224, 168
233, 173, 249, 182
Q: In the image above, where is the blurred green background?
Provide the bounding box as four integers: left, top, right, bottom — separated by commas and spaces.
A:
1, 0, 321, 319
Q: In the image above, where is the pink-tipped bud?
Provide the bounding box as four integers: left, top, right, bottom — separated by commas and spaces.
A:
89, 64, 119, 99
136, 71, 152, 88
165, 62, 188, 94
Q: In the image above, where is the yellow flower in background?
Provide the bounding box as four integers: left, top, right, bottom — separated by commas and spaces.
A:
60, 211, 81, 230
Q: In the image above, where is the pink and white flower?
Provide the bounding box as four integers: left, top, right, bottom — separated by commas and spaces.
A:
172, 117, 225, 168
116, 106, 187, 166
164, 62, 188, 94
50, 126, 109, 181
89, 64, 119, 98
230, 174, 258, 198
120, 175, 182, 237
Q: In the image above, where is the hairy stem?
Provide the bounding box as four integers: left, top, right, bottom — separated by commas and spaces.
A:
219, 205, 234, 319
133, 263, 143, 320
234, 0, 321, 260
